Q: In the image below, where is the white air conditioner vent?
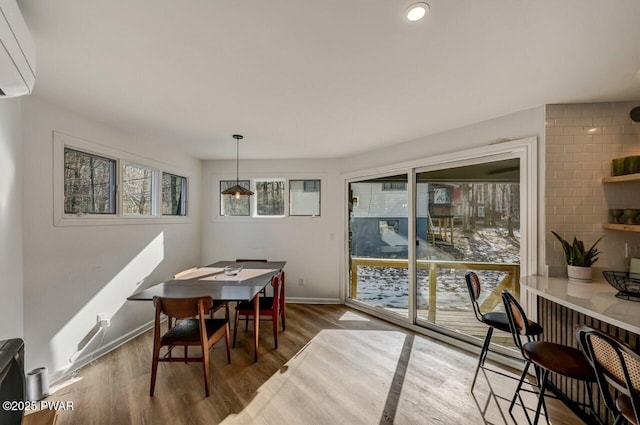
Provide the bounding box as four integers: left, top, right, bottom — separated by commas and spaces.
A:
0, 0, 35, 97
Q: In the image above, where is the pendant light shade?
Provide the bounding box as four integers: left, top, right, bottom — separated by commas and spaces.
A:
222, 134, 254, 198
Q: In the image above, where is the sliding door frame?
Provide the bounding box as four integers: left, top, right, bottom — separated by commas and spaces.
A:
343, 137, 538, 353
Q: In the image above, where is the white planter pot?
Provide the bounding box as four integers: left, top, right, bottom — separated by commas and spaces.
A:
567, 265, 593, 283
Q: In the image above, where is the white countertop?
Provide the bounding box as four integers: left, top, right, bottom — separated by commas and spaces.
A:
521, 275, 640, 334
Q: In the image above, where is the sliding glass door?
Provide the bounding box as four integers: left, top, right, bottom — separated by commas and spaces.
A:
346, 143, 533, 352
348, 174, 410, 319
414, 159, 520, 347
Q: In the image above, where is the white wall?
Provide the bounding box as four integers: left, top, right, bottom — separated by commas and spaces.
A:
21, 97, 202, 381
0, 98, 24, 340
201, 159, 343, 303
201, 107, 546, 304
345, 107, 545, 172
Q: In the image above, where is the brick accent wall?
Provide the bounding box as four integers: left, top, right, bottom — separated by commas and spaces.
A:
545, 102, 640, 276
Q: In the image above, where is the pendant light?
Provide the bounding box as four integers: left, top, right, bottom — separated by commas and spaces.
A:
222, 134, 254, 198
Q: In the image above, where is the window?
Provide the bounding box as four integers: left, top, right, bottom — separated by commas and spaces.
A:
290, 179, 321, 216
220, 180, 250, 216
256, 179, 285, 216
55, 132, 190, 225
64, 148, 116, 214
122, 163, 154, 216
303, 180, 320, 192
217, 176, 323, 218
382, 182, 407, 191
378, 219, 399, 234
162, 173, 187, 216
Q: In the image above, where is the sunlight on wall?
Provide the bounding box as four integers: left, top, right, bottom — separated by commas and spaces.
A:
49, 232, 165, 372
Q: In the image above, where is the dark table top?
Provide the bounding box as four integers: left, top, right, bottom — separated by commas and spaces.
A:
127, 261, 286, 302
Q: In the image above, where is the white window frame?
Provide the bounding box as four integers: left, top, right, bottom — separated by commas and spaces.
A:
289, 179, 321, 217
212, 172, 326, 221
121, 161, 159, 217
253, 177, 287, 218
53, 131, 192, 226
161, 172, 188, 216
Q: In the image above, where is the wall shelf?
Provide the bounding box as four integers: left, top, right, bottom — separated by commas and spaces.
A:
602, 173, 640, 183
603, 223, 640, 232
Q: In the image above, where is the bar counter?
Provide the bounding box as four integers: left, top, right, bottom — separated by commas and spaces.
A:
520, 274, 640, 424
520, 275, 640, 334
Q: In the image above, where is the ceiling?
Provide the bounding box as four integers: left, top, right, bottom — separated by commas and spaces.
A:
18, 0, 640, 160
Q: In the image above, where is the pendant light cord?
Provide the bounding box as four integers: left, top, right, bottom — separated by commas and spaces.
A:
236, 138, 240, 186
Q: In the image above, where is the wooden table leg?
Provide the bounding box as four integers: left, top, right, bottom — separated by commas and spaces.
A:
253, 292, 259, 362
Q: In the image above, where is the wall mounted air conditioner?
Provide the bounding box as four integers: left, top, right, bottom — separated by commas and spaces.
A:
0, 0, 35, 97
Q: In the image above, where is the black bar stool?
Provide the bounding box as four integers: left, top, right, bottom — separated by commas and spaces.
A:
502, 291, 596, 425
464, 271, 542, 390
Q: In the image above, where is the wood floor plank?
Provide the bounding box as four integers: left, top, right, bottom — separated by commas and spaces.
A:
44, 304, 581, 425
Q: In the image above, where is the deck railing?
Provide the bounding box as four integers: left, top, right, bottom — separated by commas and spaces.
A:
350, 257, 520, 322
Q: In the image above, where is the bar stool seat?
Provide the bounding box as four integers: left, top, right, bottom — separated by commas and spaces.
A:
502, 291, 596, 425
524, 341, 595, 382
464, 272, 543, 391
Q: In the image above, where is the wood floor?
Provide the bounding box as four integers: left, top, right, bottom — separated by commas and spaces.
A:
45, 304, 581, 425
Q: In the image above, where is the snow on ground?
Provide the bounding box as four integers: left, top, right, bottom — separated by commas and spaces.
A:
354, 227, 520, 311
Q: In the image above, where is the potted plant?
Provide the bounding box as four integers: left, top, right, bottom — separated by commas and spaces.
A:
551, 232, 604, 283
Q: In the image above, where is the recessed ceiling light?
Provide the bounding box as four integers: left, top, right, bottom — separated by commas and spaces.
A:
406, 2, 429, 22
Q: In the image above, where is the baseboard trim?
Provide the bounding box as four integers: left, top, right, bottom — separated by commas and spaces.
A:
285, 297, 341, 304
50, 319, 155, 385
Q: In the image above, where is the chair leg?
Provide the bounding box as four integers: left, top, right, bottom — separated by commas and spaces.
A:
184, 346, 188, 363
202, 346, 210, 397
471, 327, 493, 391
532, 369, 550, 425
233, 309, 240, 348
273, 312, 279, 349
150, 340, 161, 397
225, 322, 231, 364
510, 360, 531, 414
281, 301, 286, 331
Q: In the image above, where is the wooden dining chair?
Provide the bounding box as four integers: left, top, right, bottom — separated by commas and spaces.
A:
150, 296, 230, 397
173, 267, 229, 320
233, 272, 283, 349
577, 325, 640, 425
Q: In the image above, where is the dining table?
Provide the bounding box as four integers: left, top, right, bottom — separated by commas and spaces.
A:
127, 260, 286, 362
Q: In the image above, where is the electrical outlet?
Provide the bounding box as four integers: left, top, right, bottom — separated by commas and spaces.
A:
625, 243, 640, 258
97, 313, 110, 328
298, 277, 304, 286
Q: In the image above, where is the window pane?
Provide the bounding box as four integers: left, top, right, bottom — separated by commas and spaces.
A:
220, 180, 250, 216
64, 148, 116, 214
256, 180, 285, 216
122, 164, 154, 215
290, 179, 320, 216
162, 173, 187, 216
382, 181, 407, 191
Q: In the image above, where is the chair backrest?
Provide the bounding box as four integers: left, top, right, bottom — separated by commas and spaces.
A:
268, 273, 283, 311
153, 296, 213, 319
577, 325, 640, 422
279, 271, 285, 303
464, 271, 483, 322
501, 291, 534, 356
